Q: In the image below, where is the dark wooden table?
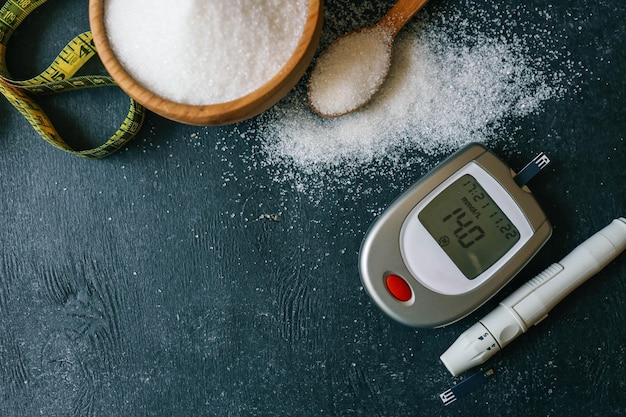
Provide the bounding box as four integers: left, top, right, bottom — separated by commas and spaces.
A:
1, 0, 624, 416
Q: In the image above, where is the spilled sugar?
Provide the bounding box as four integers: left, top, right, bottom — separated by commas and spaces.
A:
260, 28, 563, 170
240, 3, 580, 194
308, 27, 394, 117
105, 0, 307, 105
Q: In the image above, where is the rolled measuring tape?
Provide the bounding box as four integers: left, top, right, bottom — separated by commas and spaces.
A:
0, 0, 144, 158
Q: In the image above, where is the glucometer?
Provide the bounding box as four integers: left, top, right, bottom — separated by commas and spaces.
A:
359, 143, 552, 327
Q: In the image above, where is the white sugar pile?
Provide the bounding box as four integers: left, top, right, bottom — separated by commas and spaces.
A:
249, 4, 577, 187
308, 27, 394, 117
104, 0, 307, 105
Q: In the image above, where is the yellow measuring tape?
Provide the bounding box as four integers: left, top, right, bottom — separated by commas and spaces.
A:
0, 0, 144, 158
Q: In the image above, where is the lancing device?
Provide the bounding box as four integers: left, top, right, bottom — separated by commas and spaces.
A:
440, 217, 626, 376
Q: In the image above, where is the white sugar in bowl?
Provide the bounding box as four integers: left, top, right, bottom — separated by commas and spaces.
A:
89, 0, 323, 125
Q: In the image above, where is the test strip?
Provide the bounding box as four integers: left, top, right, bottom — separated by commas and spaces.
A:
439, 368, 495, 406
514, 152, 550, 187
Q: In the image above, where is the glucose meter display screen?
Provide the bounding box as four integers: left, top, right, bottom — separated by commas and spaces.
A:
418, 174, 520, 279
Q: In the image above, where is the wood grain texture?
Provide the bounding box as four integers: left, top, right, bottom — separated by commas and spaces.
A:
379, 0, 431, 37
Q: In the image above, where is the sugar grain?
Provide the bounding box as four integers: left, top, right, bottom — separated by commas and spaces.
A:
105, 0, 307, 105
251, 4, 579, 190
308, 27, 394, 117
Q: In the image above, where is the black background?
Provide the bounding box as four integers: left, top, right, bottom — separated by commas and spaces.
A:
1, 0, 625, 416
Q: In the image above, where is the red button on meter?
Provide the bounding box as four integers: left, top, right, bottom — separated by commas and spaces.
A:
385, 274, 412, 302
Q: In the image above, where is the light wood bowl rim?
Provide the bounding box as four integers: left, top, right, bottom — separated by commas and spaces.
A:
89, 0, 323, 126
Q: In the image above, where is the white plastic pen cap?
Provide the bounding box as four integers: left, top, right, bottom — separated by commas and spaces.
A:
440, 321, 500, 377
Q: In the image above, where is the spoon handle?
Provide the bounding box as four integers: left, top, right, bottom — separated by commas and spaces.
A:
378, 0, 431, 37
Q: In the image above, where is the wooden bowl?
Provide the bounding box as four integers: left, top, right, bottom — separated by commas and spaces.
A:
89, 0, 323, 126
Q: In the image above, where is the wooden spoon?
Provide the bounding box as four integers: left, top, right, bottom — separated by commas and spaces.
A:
308, 0, 430, 118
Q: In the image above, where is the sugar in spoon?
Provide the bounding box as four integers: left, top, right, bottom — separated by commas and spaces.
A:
308, 0, 430, 117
